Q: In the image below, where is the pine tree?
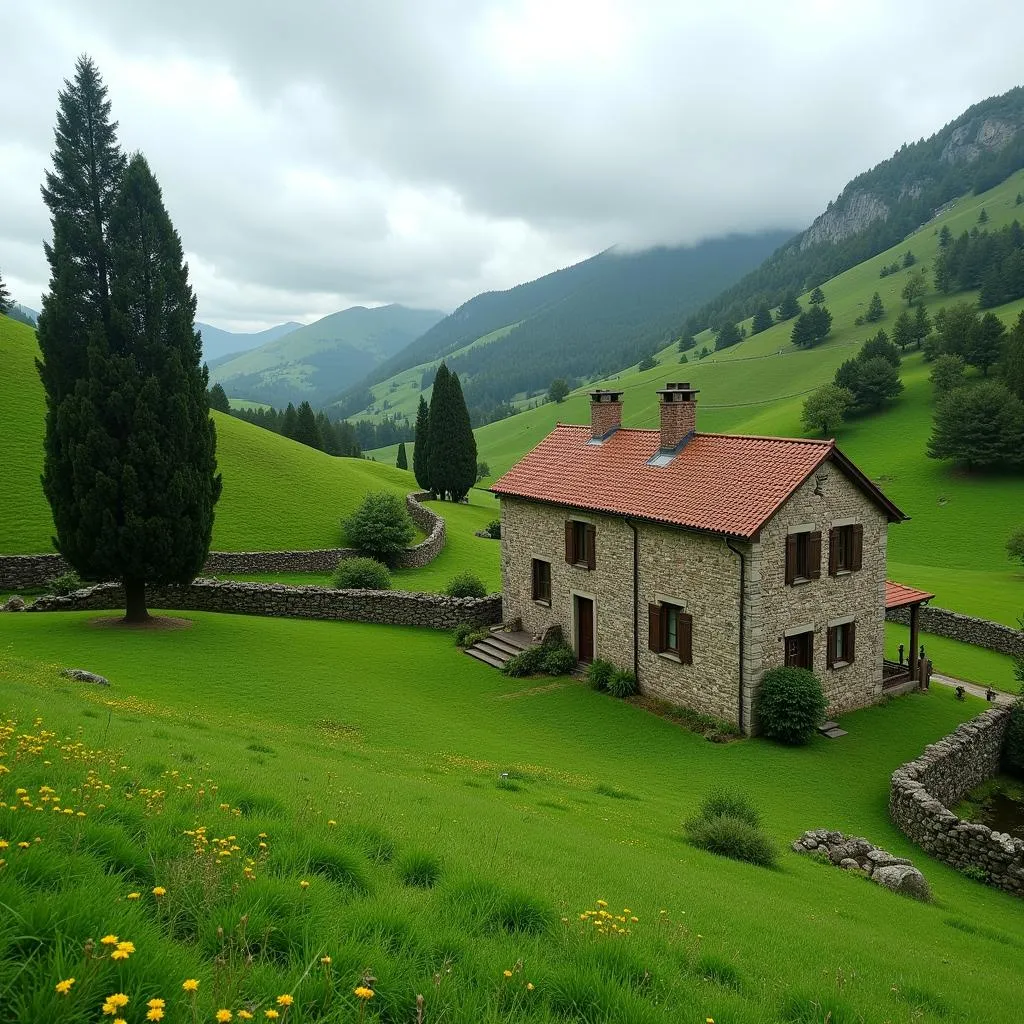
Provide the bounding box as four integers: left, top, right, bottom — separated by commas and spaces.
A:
750, 307, 773, 334
967, 312, 1006, 376
808, 286, 825, 306
913, 303, 931, 348
865, 292, 885, 322
0, 268, 10, 315
281, 402, 298, 438
891, 310, 914, 351
396, 441, 408, 470
208, 382, 230, 412
714, 320, 741, 350
928, 381, 1024, 468
412, 394, 431, 491
776, 294, 802, 322
1003, 311, 1024, 400
43, 153, 221, 621
293, 401, 322, 449
316, 411, 340, 455
938, 225, 952, 248
446, 371, 478, 501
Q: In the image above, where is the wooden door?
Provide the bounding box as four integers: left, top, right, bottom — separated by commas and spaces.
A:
576, 596, 594, 663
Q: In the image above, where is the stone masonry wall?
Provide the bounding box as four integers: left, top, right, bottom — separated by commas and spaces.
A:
751, 463, 890, 724
890, 708, 1023, 897
0, 492, 445, 589
886, 605, 1024, 660
27, 579, 501, 631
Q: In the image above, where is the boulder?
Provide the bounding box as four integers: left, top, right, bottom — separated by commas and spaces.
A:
839, 858, 861, 871
873, 864, 932, 902
61, 668, 111, 687
866, 849, 912, 868
2, 595, 26, 611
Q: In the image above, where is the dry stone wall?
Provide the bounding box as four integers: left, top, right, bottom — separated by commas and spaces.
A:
0, 492, 445, 588
889, 708, 1023, 897
885, 605, 1024, 660
27, 579, 501, 631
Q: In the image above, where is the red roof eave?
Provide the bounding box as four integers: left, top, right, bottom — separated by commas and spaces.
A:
885, 580, 935, 610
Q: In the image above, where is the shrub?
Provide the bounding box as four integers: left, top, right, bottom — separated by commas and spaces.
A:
396, 850, 442, 887
332, 557, 391, 590
48, 571, 83, 595
445, 572, 487, 598
342, 490, 415, 564
501, 646, 547, 677
755, 667, 827, 745
685, 813, 777, 867
453, 623, 491, 648
586, 659, 616, 692
541, 642, 577, 676
607, 669, 638, 699
482, 519, 501, 539
1003, 675, 1024, 780
696, 789, 760, 829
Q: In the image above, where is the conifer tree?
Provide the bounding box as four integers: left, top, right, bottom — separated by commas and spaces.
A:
808, 286, 825, 306
396, 441, 408, 470
446, 371, 478, 501
913, 303, 931, 348
0, 268, 10, 315
413, 394, 431, 491
43, 153, 221, 621
208, 382, 231, 412
776, 294, 802, 322
425, 363, 477, 501
316, 411, 340, 455
750, 306, 773, 334
293, 400, 322, 449
1003, 311, 1024, 401
865, 291, 885, 322
281, 402, 298, 438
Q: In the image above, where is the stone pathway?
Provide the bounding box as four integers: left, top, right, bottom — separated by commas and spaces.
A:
929, 672, 1016, 706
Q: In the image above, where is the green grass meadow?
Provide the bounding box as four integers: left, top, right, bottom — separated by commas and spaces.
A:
2, 610, 1023, 1023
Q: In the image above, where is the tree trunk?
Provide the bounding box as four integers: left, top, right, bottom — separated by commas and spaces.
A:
123, 578, 150, 623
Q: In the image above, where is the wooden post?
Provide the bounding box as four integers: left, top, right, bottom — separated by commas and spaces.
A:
908, 604, 920, 677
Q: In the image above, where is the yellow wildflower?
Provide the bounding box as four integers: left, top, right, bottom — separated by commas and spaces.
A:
353, 986, 375, 1000
299, 879, 309, 889
55, 977, 75, 995
216, 1011, 233, 1022
152, 886, 166, 896
127, 892, 140, 900
110, 948, 130, 960
114, 1019, 127, 1024
596, 899, 608, 908
276, 994, 293, 1007
264, 1012, 279, 1020
182, 978, 200, 992
503, 969, 513, 978
146, 1009, 164, 1021
107, 993, 130, 1007
148, 999, 166, 1009
526, 982, 535, 991
320, 955, 332, 964
327, 819, 337, 826
238, 1013, 253, 1021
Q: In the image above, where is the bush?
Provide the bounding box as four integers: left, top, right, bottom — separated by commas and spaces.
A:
48, 571, 83, 595
332, 557, 391, 590
607, 669, 638, 699
685, 814, 777, 867
696, 789, 760, 829
541, 643, 577, 676
453, 623, 491, 648
482, 519, 501, 539
342, 491, 415, 564
501, 647, 547, 677
445, 572, 487, 598
586, 659, 616, 692
755, 667, 827, 745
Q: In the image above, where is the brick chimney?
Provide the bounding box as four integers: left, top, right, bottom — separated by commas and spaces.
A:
656, 382, 699, 450
589, 389, 623, 440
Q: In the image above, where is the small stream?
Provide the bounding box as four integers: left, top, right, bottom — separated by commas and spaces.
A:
976, 792, 1024, 838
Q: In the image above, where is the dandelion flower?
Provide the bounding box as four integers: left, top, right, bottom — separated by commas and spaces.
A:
116, 941, 135, 954
707, 1019, 715, 1024
299, 879, 309, 889
320, 955, 332, 964
526, 982, 535, 992
276, 995, 293, 1007
146, 1009, 164, 1021
238, 1013, 253, 1020
152, 886, 166, 897
327, 819, 337, 826
147, 999, 166, 1009
107, 994, 130, 1008
55, 978, 75, 995
101, 934, 120, 946
503, 969, 513, 978
127, 892, 140, 900
182, 979, 200, 992
264, 1012, 279, 1020
596, 899, 608, 908
114, 1019, 127, 1024
110, 948, 130, 961
216, 1011, 233, 1022
353, 986, 375, 1000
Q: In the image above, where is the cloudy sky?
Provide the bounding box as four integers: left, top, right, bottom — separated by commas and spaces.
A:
2, 1, 1022, 331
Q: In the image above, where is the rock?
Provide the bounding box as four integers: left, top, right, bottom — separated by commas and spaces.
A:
866, 849, 912, 868
873, 864, 932, 902
61, 668, 111, 687
2, 595, 26, 611
839, 858, 860, 871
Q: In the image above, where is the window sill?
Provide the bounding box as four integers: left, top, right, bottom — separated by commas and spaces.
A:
830, 660, 853, 670
532, 599, 551, 608
656, 651, 692, 666
572, 563, 592, 571
789, 577, 811, 587
832, 569, 853, 578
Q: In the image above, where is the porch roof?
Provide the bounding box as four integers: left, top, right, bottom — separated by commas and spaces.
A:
885, 580, 935, 611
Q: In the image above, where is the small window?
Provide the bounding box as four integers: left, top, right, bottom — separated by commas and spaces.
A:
648, 602, 693, 664
565, 520, 596, 569
531, 559, 551, 605
784, 630, 814, 670
827, 621, 856, 668
785, 531, 821, 585
829, 525, 863, 575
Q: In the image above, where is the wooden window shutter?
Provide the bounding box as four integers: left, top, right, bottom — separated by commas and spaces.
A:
585, 524, 596, 570
828, 528, 838, 576
808, 531, 822, 580
851, 525, 863, 571
679, 612, 693, 665
826, 626, 835, 669
848, 621, 856, 663
565, 522, 575, 564
785, 534, 797, 585
648, 604, 662, 652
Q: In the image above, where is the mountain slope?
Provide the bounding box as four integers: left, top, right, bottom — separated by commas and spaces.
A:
340, 231, 792, 419
0, 314, 418, 554
199, 320, 302, 365
691, 85, 1024, 330
211, 303, 444, 407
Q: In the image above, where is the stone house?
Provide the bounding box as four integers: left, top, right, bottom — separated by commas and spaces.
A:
491, 383, 925, 734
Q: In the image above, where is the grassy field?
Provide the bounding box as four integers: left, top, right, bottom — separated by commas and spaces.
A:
2, 610, 1022, 1023
370, 171, 1024, 626
0, 316, 420, 554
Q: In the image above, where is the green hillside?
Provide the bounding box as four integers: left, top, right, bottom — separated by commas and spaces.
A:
0, 315, 418, 554
211, 304, 444, 409
372, 171, 1024, 625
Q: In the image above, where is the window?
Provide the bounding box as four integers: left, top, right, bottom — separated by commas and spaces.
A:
829, 524, 863, 575
827, 621, 856, 668
565, 520, 596, 569
648, 601, 693, 664
785, 530, 821, 585
531, 559, 551, 605
784, 630, 814, 670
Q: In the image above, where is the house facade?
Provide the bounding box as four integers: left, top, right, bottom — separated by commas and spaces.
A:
492, 384, 908, 734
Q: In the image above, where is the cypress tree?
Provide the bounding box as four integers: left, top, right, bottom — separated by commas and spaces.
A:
44, 153, 221, 621
396, 441, 408, 470
425, 363, 452, 498
413, 393, 431, 491
293, 400, 322, 449
0, 268, 10, 315
446, 371, 478, 501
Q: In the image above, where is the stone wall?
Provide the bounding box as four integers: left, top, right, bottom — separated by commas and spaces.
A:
0, 492, 445, 588
890, 708, 1023, 897
886, 605, 1024, 660
27, 578, 501, 631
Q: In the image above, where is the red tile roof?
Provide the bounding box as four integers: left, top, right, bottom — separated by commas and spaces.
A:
491, 425, 905, 539
885, 581, 935, 610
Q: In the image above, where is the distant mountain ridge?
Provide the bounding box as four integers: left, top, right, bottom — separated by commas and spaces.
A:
199, 321, 303, 365
210, 304, 445, 408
